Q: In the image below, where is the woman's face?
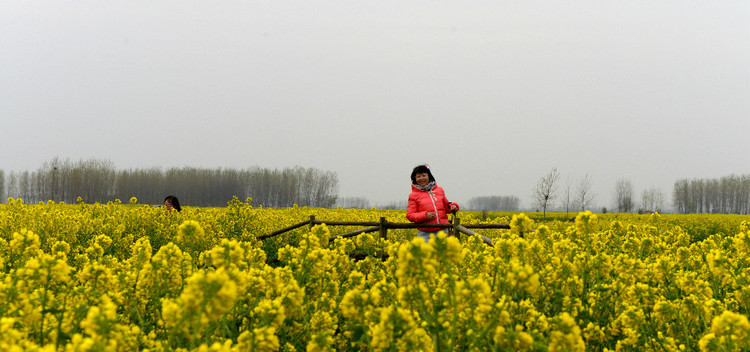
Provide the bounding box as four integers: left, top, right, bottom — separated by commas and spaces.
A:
165, 199, 174, 210
415, 172, 430, 187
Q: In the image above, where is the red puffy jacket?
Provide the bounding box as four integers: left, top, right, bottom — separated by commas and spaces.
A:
406, 183, 459, 232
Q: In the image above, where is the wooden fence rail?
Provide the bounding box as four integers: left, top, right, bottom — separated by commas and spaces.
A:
258, 215, 511, 246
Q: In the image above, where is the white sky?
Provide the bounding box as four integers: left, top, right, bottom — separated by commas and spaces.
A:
2, 1, 749, 210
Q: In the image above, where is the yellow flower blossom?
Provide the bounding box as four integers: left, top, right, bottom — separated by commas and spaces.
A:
177, 220, 206, 250
370, 305, 432, 352
548, 313, 585, 352
575, 210, 598, 236
237, 326, 280, 352
699, 311, 750, 352
494, 325, 534, 351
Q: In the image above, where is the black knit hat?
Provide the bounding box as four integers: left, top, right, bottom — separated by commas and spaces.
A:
411, 164, 435, 184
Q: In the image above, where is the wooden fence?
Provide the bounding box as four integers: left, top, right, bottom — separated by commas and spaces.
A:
258, 215, 513, 246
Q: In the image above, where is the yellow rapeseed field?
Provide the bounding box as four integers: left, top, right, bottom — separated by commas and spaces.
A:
1, 196, 749, 351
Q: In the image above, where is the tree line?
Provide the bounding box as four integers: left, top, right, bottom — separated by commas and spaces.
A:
8, 159, 749, 214
613, 179, 665, 213
336, 197, 371, 209
673, 175, 750, 214
1, 158, 339, 208
531, 168, 597, 217
530, 168, 750, 215
532, 168, 668, 216
465, 195, 520, 211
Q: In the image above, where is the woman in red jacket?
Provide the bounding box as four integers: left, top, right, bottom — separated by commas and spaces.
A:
406, 164, 459, 243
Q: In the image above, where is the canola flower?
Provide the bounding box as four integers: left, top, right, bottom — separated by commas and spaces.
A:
2, 201, 750, 350
699, 310, 750, 352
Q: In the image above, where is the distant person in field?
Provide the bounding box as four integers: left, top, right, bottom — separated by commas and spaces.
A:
164, 195, 182, 212
406, 164, 459, 243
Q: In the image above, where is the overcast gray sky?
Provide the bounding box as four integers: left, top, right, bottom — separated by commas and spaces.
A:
2, 1, 749, 209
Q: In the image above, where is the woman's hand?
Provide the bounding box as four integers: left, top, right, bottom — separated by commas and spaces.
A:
425, 212, 436, 220
449, 204, 458, 212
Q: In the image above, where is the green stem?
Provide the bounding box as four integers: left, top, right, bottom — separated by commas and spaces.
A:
447, 265, 458, 350
55, 295, 67, 351
39, 274, 51, 345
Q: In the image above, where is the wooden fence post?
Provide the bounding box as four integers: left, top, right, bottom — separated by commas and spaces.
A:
309, 215, 316, 232
379, 217, 388, 240
453, 217, 460, 239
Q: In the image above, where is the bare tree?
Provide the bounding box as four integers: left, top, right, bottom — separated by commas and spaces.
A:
673, 179, 690, 213
19, 171, 32, 202
311, 169, 338, 207
576, 173, 596, 211
561, 177, 573, 218
613, 178, 635, 213
532, 168, 560, 217
6, 172, 19, 200
641, 187, 665, 213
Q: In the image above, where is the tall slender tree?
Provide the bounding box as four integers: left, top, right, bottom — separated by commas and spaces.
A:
532, 168, 560, 217
641, 187, 665, 213
614, 178, 634, 213
576, 173, 596, 211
